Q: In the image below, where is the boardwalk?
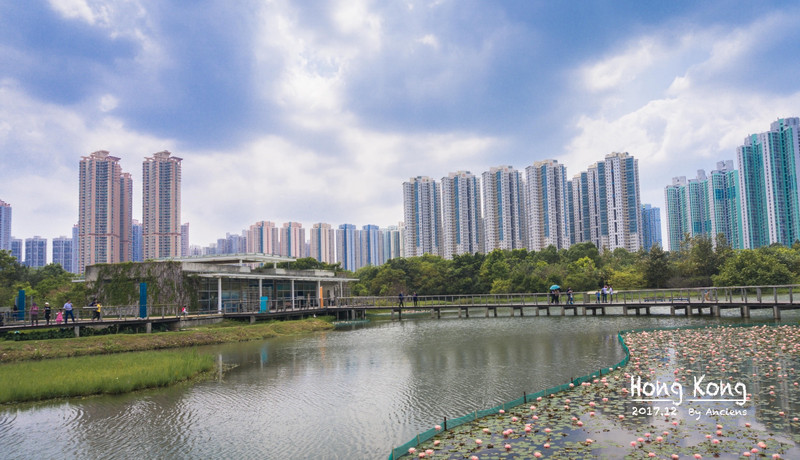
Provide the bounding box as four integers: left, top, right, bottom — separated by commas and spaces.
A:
3, 285, 799, 334
331, 285, 800, 321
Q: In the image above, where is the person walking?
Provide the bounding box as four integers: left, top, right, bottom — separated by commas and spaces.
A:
412, 292, 418, 307
608, 285, 614, 303
92, 301, 102, 321
44, 302, 52, 325
63, 300, 75, 323
567, 288, 574, 305
30, 302, 39, 326
601, 285, 608, 303
398, 292, 405, 308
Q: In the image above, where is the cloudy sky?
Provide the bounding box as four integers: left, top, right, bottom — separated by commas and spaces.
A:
2, 0, 800, 249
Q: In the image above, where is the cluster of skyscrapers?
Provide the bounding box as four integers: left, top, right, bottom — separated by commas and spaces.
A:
665, 117, 800, 251
403, 152, 663, 259
186, 221, 404, 273
0, 150, 184, 274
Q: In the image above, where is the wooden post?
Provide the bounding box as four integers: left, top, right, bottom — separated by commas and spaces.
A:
774, 305, 781, 321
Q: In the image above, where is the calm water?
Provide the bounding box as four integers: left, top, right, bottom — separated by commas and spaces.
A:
0, 311, 778, 459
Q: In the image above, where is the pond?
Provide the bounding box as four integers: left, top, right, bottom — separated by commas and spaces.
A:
0, 312, 775, 458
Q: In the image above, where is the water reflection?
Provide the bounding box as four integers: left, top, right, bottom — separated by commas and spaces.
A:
0, 314, 784, 458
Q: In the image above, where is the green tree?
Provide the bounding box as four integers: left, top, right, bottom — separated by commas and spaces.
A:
644, 245, 670, 288
713, 250, 794, 286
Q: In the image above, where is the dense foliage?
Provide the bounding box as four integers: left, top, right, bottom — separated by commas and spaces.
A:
0, 250, 88, 308
350, 236, 800, 296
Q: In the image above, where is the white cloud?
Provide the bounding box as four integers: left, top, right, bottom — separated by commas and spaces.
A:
581, 38, 659, 92
48, 0, 100, 24
416, 34, 439, 49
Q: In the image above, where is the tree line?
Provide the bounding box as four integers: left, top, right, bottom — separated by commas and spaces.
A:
0, 250, 88, 308
348, 236, 800, 296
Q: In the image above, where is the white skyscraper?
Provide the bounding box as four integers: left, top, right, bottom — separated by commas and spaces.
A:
525, 160, 570, 251
309, 223, 335, 263
482, 166, 525, 251
0, 199, 10, 252
52, 236, 74, 272
402, 176, 442, 257
441, 171, 482, 259
604, 152, 642, 252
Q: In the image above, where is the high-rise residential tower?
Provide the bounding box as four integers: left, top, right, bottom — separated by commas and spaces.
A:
142, 150, 182, 260
640, 204, 662, 251
181, 223, 190, 257
24, 236, 47, 267
525, 160, 570, 251
309, 223, 335, 264
78, 151, 133, 273
570, 172, 592, 245
52, 236, 74, 273
585, 161, 609, 250
441, 171, 482, 259
737, 117, 800, 248
707, 161, 744, 249
11, 238, 22, 262
664, 176, 689, 252
604, 152, 642, 252
280, 222, 305, 258
402, 176, 442, 257
247, 221, 278, 254
482, 166, 525, 251
0, 199, 10, 252
336, 223, 358, 271
382, 224, 404, 262
359, 224, 383, 267
131, 219, 143, 262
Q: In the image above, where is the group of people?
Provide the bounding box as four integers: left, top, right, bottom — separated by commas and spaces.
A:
397, 292, 419, 307
596, 285, 614, 303
25, 299, 100, 326
549, 288, 575, 305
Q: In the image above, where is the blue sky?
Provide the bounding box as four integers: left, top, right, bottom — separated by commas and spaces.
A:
2, 0, 800, 248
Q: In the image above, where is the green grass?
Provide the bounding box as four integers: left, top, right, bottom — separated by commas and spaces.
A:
0, 349, 214, 404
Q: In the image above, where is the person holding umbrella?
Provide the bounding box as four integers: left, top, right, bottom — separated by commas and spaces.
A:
549, 285, 560, 304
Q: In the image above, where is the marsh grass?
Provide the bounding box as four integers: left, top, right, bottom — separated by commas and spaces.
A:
0, 349, 214, 403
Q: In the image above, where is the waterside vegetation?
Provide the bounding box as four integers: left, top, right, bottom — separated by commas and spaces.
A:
0, 318, 334, 403
353, 236, 800, 296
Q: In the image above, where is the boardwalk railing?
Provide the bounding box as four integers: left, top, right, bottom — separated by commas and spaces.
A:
334, 284, 800, 310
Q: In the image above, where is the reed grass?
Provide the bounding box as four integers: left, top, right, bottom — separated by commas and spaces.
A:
0, 349, 214, 404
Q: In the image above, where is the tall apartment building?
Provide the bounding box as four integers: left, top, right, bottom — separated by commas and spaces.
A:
707, 161, 744, 249
309, 223, 335, 264
52, 236, 74, 272
131, 219, 143, 262
336, 223, 358, 271
570, 172, 592, 246
585, 161, 609, 250
665, 160, 745, 251
24, 236, 47, 267
382, 224, 404, 262
738, 117, 800, 248
247, 221, 279, 254
142, 150, 182, 259
604, 152, 642, 252
0, 199, 10, 251
640, 204, 662, 251
280, 222, 305, 258
11, 238, 22, 262
360, 224, 383, 267
181, 223, 190, 257
664, 176, 689, 252
71, 224, 78, 273
402, 176, 442, 257
440, 171, 482, 259
78, 151, 133, 273
525, 160, 570, 251
482, 166, 525, 251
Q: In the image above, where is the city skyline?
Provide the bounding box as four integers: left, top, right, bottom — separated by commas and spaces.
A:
2, 2, 800, 244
